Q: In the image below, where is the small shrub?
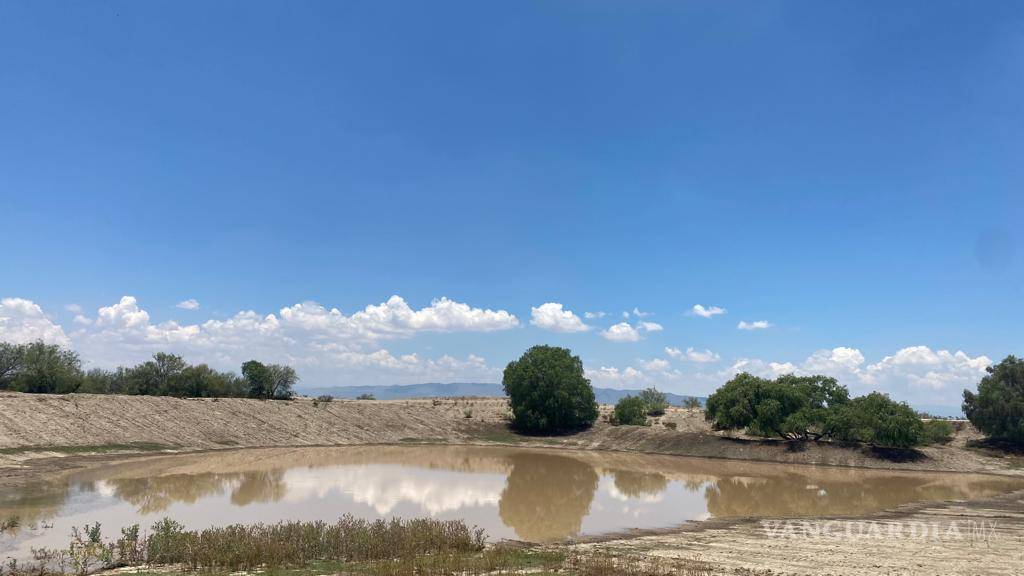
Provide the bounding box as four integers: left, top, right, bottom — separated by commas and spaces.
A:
921, 419, 955, 445
638, 388, 669, 416
463, 409, 473, 419
664, 421, 678, 430
313, 394, 333, 408
0, 515, 19, 532
356, 393, 376, 400
612, 396, 648, 426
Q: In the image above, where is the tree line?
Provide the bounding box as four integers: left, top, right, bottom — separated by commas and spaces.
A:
502, 345, 1023, 449
0, 341, 297, 399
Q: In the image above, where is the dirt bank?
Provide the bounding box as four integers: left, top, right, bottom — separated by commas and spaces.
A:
3, 392, 1024, 575
1, 392, 1020, 486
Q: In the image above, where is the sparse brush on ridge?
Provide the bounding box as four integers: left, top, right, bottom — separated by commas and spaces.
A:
0, 341, 298, 400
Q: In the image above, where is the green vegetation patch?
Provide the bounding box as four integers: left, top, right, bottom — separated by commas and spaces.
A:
0, 442, 172, 456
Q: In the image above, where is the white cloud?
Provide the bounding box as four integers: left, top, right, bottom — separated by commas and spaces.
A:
720, 345, 991, 406
637, 321, 663, 332
64, 304, 83, 313
601, 320, 661, 342
631, 307, 654, 318
2, 294, 517, 386
865, 346, 990, 392
664, 346, 683, 358
690, 304, 726, 318
685, 347, 720, 363
584, 311, 606, 319
602, 322, 640, 342
0, 298, 70, 345
96, 296, 151, 329
641, 358, 671, 372
737, 320, 771, 331
176, 299, 200, 310
530, 303, 590, 333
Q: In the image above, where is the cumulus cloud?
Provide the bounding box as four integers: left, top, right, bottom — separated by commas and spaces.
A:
721, 345, 991, 406
601, 322, 640, 342
584, 311, 606, 319
176, 299, 200, 310
641, 358, 671, 372
737, 320, 771, 331
690, 304, 726, 318
2, 295, 516, 386
600, 321, 661, 342
0, 298, 70, 345
685, 347, 720, 363
530, 303, 590, 333
666, 345, 719, 363
631, 307, 654, 318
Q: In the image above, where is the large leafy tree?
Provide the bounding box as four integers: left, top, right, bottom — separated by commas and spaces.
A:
125, 353, 187, 396
705, 373, 849, 440
963, 356, 1024, 443
2, 341, 83, 393
242, 360, 297, 399
503, 345, 598, 434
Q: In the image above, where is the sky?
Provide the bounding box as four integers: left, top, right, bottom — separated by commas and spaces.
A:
2, 1, 1023, 409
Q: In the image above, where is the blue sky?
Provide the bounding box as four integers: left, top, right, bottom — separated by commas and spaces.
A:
2, 1, 1022, 408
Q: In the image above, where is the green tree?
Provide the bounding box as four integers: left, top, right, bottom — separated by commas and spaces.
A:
242, 361, 297, 399
264, 364, 298, 399
125, 353, 187, 395
242, 360, 270, 398
79, 367, 129, 394
638, 387, 669, 416
0, 342, 25, 389
963, 355, 1024, 443
705, 372, 850, 440
5, 341, 83, 393
612, 395, 648, 426
831, 392, 924, 448
502, 345, 598, 434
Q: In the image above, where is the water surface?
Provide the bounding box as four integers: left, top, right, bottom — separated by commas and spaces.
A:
2, 445, 1021, 560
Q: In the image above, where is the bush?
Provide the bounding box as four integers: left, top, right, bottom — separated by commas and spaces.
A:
921, 419, 955, 445
830, 392, 924, 448
356, 393, 375, 400
704, 373, 849, 440
963, 355, 1024, 443
612, 396, 648, 426
502, 345, 598, 434
638, 388, 669, 416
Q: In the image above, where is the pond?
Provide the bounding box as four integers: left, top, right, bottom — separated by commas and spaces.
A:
2, 445, 1022, 561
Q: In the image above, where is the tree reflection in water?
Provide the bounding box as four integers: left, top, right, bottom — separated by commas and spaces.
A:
498, 452, 598, 542
103, 470, 287, 514
609, 469, 669, 499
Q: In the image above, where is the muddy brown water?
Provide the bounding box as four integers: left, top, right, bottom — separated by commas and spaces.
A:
2, 445, 1022, 561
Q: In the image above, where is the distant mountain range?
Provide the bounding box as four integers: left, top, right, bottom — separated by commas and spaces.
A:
299, 382, 705, 406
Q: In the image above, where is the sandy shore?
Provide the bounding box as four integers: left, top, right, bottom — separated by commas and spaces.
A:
2, 392, 1023, 575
